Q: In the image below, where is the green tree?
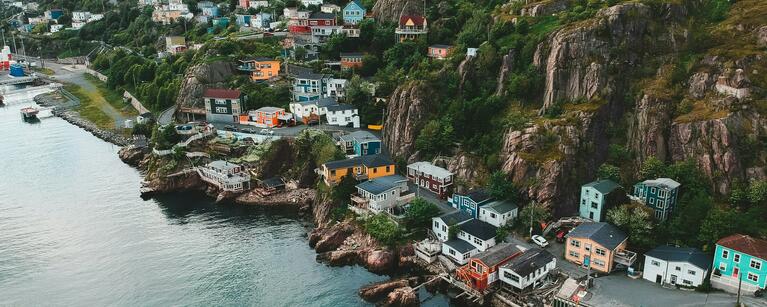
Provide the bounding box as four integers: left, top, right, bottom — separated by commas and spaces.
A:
364, 214, 402, 246
331, 174, 358, 205
698, 207, 739, 251
487, 171, 517, 201
516, 202, 552, 235
607, 203, 656, 250
404, 198, 441, 228
597, 163, 621, 183
639, 156, 666, 180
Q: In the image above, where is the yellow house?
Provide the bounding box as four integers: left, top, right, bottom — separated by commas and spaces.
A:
320, 154, 395, 185
564, 222, 637, 273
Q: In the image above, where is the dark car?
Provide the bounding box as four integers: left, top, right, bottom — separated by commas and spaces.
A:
223, 125, 238, 132
241, 128, 257, 134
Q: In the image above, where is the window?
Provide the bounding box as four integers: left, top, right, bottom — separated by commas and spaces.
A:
649, 198, 655, 205
595, 248, 606, 256
584, 244, 591, 252
569, 251, 580, 258
434, 221, 438, 228
722, 250, 729, 259
651, 260, 661, 267
474, 238, 482, 245
748, 272, 759, 283
675, 266, 681, 271
734, 254, 740, 263
449, 249, 455, 256
651, 187, 657, 194
442, 225, 446, 232
593, 259, 605, 267
683, 280, 692, 285
490, 213, 496, 218
751, 259, 762, 270
719, 263, 727, 271
570, 240, 580, 248
591, 202, 598, 209
504, 271, 520, 282
688, 270, 696, 275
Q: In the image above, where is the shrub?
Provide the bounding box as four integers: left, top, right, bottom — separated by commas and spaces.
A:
364, 214, 402, 246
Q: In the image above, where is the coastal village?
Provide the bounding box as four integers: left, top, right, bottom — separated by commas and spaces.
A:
2, 0, 767, 306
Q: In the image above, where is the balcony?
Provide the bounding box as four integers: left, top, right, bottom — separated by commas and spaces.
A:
350, 193, 369, 208
613, 249, 637, 267
395, 27, 427, 35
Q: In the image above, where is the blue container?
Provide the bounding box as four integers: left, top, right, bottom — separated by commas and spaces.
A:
9, 64, 24, 77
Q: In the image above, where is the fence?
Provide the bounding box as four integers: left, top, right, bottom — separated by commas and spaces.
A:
123, 90, 150, 114
84, 68, 108, 82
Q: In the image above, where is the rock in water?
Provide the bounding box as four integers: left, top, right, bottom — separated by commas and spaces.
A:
359, 279, 409, 302
314, 226, 353, 253
364, 249, 395, 273
118, 146, 147, 167
383, 287, 419, 307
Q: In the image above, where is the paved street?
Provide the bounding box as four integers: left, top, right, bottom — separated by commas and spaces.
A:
407, 182, 454, 213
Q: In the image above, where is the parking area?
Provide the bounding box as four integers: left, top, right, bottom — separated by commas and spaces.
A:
407, 182, 454, 213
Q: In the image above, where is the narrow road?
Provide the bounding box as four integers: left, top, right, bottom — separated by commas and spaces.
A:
45, 62, 126, 128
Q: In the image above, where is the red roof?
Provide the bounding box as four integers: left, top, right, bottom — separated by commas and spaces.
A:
203, 88, 241, 99
399, 15, 426, 27
717, 234, 767, 260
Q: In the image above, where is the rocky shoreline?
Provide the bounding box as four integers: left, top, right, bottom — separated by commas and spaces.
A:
35, 92, 129, 146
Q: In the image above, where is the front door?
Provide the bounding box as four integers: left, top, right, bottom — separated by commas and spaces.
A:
670, 275, 677, 284
733, 267, 739, 278
656, 275, 662, 284
589, 212, 594, 219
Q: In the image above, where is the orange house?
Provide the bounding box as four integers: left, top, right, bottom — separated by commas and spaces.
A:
428, 44, 453, 59
239, 57, 281, 81
564, 222, 637, 273
320, 154, 395, 186
242, 106, 288, 128
340, 52, 364, 70
457, 243, 522, 293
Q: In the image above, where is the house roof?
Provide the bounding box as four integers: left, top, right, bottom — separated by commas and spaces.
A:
475, 243, 522, 268
340, 52, 364, 58
356, 175, 407, 195
207, 160, 241, 171
323, 154, 394, 170
399, 15, 426, 27
501, 247, 555, 277
309, 12, 336, 20
344, 0, 364, 10
583, 179, 620, 194
254, 106, 284, 113
717, 234, 767, 260
645, 246, 711, 270
291, 66, 328, 80
296, 96, 338, 108
407, 161, 453, 179
259, 177, 285, 188
459, 189, 491, 203
482, 200, 518, 214
430, 44, 452, 49
325, 103, 357, 112
459, 219, 497, 241
435, 210, 472, 226
444, 239, 477, 254
639, 178, 681, 189
203, 88, 241, 99
566, 222, 627, 251
339, 130, 380, 144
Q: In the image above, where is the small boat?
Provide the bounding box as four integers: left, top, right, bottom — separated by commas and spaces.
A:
20, 107, 40, 121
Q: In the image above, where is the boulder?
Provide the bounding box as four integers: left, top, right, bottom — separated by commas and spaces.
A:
364, 249, 396, 273
359, 279, 409, 302
319, 250, 360, 266
314, 226, 353, 253
383, 287, 419, 307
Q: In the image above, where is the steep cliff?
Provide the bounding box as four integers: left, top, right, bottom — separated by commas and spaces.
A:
175, 61, 237, 117
371, 0, 419, 24
382, 81, 434, 160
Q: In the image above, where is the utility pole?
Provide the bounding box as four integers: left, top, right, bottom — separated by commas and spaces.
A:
529, 201, 535, 238
11, 32, 17, 54
736, 264, 742, 306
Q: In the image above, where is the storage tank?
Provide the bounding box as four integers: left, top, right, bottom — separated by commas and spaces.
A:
9, 63, 25, 77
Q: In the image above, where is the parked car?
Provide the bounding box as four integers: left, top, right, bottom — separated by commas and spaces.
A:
241, 128, 257, 134
223, 125, 238, 132
260, 129, 274, 135
555, 228, 571, 243
532, 235, 549, 248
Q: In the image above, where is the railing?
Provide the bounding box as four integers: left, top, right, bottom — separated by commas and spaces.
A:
710, 273, 760, 291
613, 249, 637, 267
395, 27, 427, 34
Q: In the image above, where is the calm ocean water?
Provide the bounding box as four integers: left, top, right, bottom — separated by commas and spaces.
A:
0, 92, 450, 306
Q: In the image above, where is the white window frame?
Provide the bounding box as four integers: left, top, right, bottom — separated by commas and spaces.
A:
747, 272, 759, 283
751, 259, 762, 270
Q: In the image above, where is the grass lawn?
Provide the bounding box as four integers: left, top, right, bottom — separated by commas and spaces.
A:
64, 84, 115, 129
82, 74, 139, 117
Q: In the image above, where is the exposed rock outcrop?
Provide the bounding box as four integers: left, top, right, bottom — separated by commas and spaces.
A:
445, 152, 488, 190
310, 224, 354, 253
175, 61, 236, 118
235, 188, 315, 207
383, 287, 419, 307
359, 279, 410, 302
371, 0, 418, 23
628, 93, 675, 164
383, 81, 433, 159
118, 146, 149, 167
520, 0, 568, 17
495, 49, 516, 96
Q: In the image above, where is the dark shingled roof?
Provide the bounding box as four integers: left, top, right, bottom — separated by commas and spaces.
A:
436, 211, 472, 226
203, 88, 241, 99
430, 44, 452, 49
482, 200, 518, 214
325, 103, 357, 112
399, 15, 426, 27
309, 12, 336, 20
459, 219, 497, 241
355, 175, 407, 195
566, 222, 627, 251
260, 177, 285, 189
461, 189, 491, 203
323, 154, 394, 170
340, 52, 363, 58
476, 243, 522, 267
501, 247, 555, 277
583, 179, 620, 194
645, 246, 711, 270
444, 239, 477, 253
717, 234, 767, 260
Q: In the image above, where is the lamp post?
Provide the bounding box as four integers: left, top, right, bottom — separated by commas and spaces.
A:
736, 264, 743, 306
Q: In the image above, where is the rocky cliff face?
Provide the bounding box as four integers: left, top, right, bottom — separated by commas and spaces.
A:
382, 81, 433, 160
175, 61, 236, 116
371, 0, 418, 23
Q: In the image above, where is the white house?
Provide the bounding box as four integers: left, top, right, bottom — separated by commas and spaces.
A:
72, 21, 87, 30
321, 3, 341, 13
325, 77, 347, 98
50, 24, 64, 33
322, 104, 359, 128
72, 11, 92, 22
442, 239, 479, 265
249, 0, 269, 9
300, 0, 323, 6
643, 246, 711, 287
478, 200, 518, 227
499, 247, 557, 290
310, 25, 343, 43
432, 211, 472, 242
289, 96, 338, 122
457, 219, 498, 252
351, 175, 413, 213
197, 161, 252, 192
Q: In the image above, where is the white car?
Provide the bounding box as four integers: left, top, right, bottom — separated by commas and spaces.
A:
260, 129, 274, 135
532, 235, 549, 248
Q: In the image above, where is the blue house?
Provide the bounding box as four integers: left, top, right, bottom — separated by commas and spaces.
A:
339, 131, 381, 157
579, 179, 624, 222
290, 70, 330, 102
711, 234, 767, 295
449, 189, 492, 218
631, 178, 680, 221
235, 14, 253, 26
342, 0, 366, 25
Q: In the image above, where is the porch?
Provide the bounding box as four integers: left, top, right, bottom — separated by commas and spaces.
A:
613, 249, 638, 267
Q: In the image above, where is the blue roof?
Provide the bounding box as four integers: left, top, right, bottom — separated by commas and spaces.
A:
356, 175, 407, 195
583, 179, 620, 194
566, 222, 627, 250
444, 239, 476, 253
645, 246, 711, 270
436, 211, 472, 226
344, 0, 365, 11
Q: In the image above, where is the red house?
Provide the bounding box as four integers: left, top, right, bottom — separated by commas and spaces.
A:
428, 44, 454, 59
308, 12, 336, 26
406, 161, 453, 199
340, 52, 363, 70
456, 243, 522, 293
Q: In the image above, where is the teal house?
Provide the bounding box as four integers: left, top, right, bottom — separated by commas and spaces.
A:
449, 189, 491, 218
338, 131, 381, 157
631, 178, 680, 221
711, 234, 767, 295
342, 0, 366, 25
579, 179, 625, 222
